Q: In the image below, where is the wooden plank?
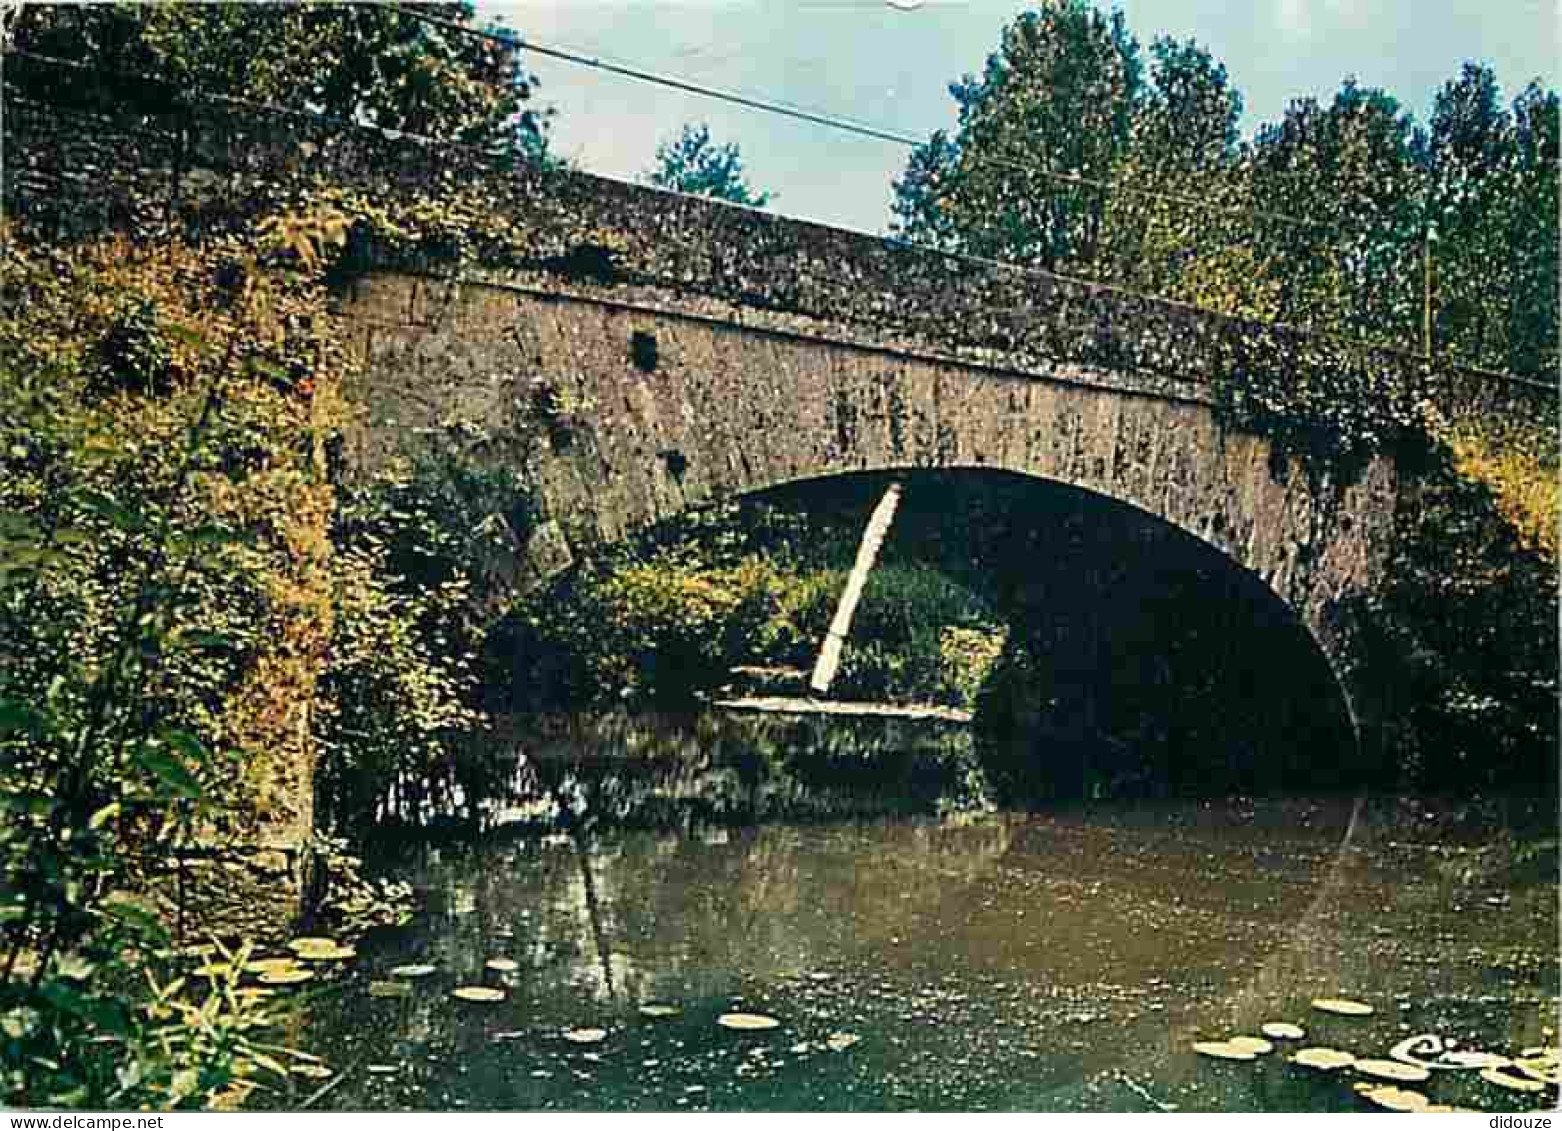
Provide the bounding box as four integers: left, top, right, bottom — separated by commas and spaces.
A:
710, 695, 972, 725
809, 481, 902, 695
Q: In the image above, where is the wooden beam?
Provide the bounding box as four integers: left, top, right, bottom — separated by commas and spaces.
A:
809, 481, 902, 696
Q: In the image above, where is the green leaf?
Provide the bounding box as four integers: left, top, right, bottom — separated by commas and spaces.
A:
247, 359, 289, 382
136, 747, 204, 801
177, 630, 237, 652
164, 324, 208, 347
158, 729, 211, 766
188, 524, 248, 546
249, 1052, 291, 1079
100, 890, 170, 946
74, 489, 146, 533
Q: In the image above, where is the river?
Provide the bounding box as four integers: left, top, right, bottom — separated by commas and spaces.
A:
290, 714, 1558, 1112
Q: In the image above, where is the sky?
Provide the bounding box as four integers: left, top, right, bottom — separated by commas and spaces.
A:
478, 0, 1559, 234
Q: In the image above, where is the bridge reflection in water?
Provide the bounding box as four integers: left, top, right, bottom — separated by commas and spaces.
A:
294, 742, 1557, 1112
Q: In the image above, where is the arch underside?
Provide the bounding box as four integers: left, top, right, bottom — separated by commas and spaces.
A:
341, 271, 1398, 753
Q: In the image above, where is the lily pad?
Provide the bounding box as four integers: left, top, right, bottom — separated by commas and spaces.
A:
485, 958, 519, 973
451, 986, 505, 1003
1228, 1036, 1275, 1056
1356, 1058, 1430, 1083
299, 945, 356, 962
245, 957, 302, 975
638, 1003, 681, 1018
1481, 1066, 1547, 1093
368, 980, 412, 998
1514, 1056, 1562, 1086
718, 1012, 782, 1031
1291, 1047, 1357, 1070
1261, 1022, 1305, 1040
389, 964, 437, 979
256, 969, 315, 986
563, 1027, 608, 1044
1311, 997, 1374, 1017
1192, 1041, 1257, 1062
1360, 1085, 1430, 1111
288, 936, 338, 954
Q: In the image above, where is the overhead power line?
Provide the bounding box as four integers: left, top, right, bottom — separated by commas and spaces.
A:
386, 4, 1345, 236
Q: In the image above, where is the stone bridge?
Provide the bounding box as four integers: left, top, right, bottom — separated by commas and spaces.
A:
6, 93, 1553, 927
325, 195, 1539, 756
344, 266, 1395, 723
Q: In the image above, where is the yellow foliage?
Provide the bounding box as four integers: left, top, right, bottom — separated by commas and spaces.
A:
1449, 423, 1560, 561
1, 218, 351, 840
939, 625, 1010, 706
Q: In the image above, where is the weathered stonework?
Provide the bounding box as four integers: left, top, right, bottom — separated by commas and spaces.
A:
5, 91, 1554, 930
339, 269, 1397, 736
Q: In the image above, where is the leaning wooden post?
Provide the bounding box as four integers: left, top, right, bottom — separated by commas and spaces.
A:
809, 481, 903, 696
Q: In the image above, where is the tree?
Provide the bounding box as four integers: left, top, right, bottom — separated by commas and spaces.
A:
1416, 66, 1558, 376
1503, 83, 1559, 377
883, 4, 1557, 363
9, 2, 553, 157
1244, 80, 1424, 342
644, 123, 773, 207
889, 7, 1281, 317
890, 0, 1143, 270
1096, 36, 1256, 308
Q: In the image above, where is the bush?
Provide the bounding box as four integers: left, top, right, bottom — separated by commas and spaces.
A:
315, 423, 533, 831
1359, 434, 1558, 792
509, 518, 1006, 711
0, 230, 337, 1106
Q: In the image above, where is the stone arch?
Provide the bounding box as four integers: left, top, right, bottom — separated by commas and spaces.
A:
743, 461, 1375, 747
340, 271, 1398, 758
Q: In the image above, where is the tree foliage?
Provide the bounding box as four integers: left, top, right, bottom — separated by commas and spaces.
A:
0, 222, 342, 1106
889, 1, 1558, 381
1360, 436, 1558, 792
10, 1, 553, 158
645, 123, 774, 207
891, 0, 1141, 267
0, 49, 568, 1105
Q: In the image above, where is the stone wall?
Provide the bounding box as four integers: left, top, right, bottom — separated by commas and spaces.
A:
339, 269, 1397, 738
5, 93, 1551, 428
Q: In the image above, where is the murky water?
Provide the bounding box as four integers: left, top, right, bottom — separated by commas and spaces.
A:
291, 721, 1558, 1112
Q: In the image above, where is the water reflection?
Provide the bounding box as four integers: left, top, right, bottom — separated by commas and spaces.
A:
470, 710, 991, 834
299, 785, 1557, 1111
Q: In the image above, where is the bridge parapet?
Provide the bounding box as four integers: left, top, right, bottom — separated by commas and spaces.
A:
5, 93, 1552, 436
